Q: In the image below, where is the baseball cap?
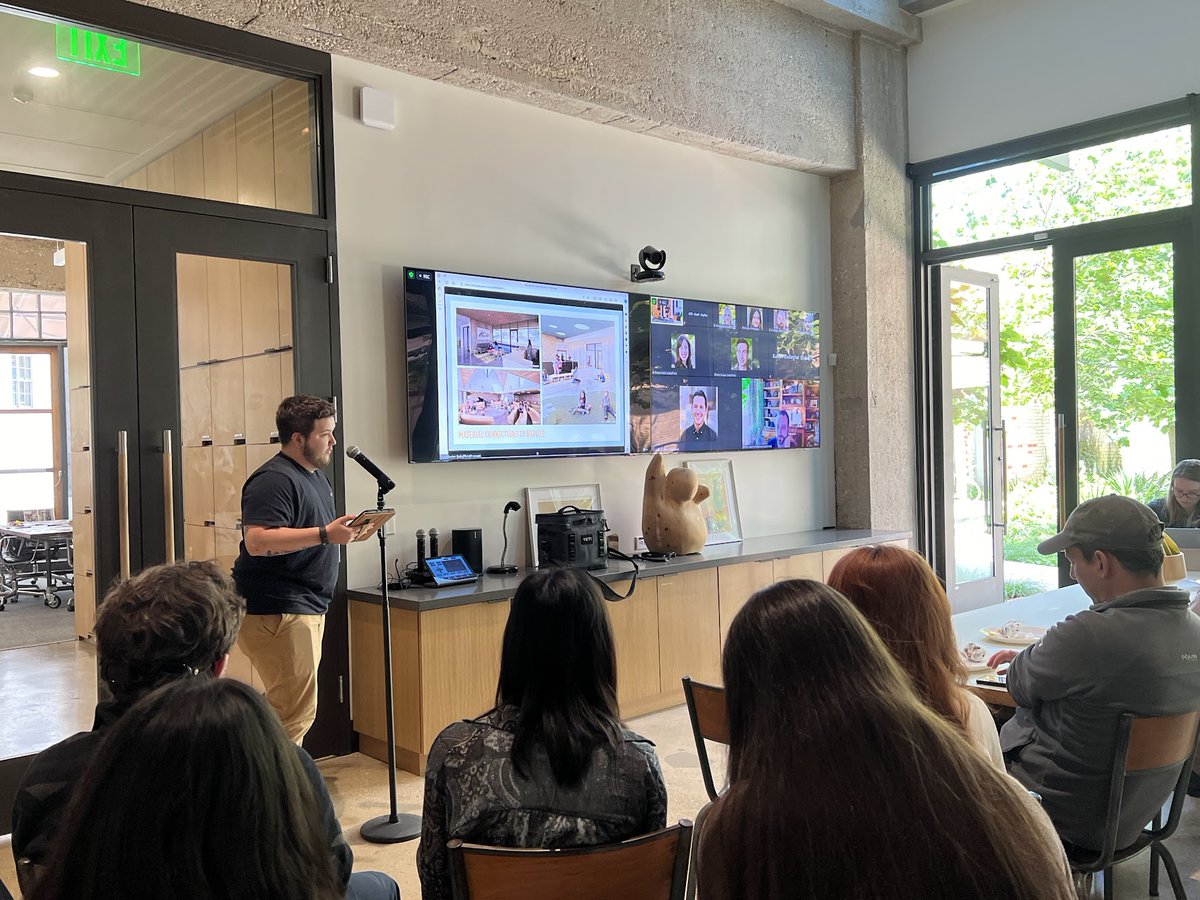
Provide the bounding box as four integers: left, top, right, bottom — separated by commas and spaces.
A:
1037, 494, 1164, 555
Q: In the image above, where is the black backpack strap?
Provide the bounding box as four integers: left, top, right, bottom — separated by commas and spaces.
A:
593, 548, 639, 601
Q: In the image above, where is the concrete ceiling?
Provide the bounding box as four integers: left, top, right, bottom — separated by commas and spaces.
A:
0, 7, 284, 184
127, 0, 916, 174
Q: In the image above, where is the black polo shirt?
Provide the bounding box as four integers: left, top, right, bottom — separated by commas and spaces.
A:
679, 423, 717, 446
232, 453, 338, 615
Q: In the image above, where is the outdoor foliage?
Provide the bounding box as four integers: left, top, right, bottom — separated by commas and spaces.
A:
936, 128, 1189, 578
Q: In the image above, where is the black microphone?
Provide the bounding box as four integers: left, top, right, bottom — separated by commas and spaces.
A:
346, 445, 395, 493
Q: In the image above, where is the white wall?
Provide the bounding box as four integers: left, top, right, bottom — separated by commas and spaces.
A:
331, 55, 834, 586
908, 0, 1200, 162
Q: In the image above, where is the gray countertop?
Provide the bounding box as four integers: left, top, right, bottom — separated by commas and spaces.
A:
347, 528, 910, 612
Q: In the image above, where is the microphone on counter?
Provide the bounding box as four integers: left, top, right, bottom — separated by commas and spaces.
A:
429, 527, 440, 559
346, 445, 395, 494
416, 529, 427, 570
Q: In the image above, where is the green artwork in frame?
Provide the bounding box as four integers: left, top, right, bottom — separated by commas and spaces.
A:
683, 458, 741, 545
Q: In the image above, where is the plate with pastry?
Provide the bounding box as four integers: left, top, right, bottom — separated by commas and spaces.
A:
980, 620, 1047, 646
960, 641, 992, 672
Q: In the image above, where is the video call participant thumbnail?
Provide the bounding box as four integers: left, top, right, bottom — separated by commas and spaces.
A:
732, 338, 753, 372
673, 333, 696, 369
679, 388, 718, 446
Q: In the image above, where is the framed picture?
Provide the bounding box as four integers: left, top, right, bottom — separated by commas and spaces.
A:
525, 483, 603, 567
683, 459, 742, 545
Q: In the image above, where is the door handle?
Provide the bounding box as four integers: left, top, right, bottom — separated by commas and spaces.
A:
117, 430, 131, 580
1056, 413, 1067, 529
162, 429, 176, 563
994, 422, 1008, 529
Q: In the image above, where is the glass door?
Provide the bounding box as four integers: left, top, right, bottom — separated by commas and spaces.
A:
1054, 230, 1185, 583
132, 207, 350, 756
938, 266, 1005, 611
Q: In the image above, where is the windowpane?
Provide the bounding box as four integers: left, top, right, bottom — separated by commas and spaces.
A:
40, 293, 66, 312
0, 413, 53, 468
41, 312, 67, 340
931, 126, 1192, 249
0, 7, 318, 215
11, 292, 39, 311
0, 292, 10, 310
0, 471, 55, 519
1075, 244, 1175, 503
12, 311, 38, 339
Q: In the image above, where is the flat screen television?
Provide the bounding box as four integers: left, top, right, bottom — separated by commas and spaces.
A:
630, 294, 820, 453
405, 267, 631, 462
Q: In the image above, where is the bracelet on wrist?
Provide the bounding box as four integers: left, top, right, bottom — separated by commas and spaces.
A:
318, 524, 329, 545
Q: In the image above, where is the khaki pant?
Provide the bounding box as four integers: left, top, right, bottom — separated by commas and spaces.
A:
238, 612, 325, 744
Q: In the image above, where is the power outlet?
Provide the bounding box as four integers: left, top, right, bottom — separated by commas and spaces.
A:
384, 517, 396, 536
635, 535, 647, 552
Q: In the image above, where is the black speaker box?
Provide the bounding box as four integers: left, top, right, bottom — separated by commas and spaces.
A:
452, 528, 484, 575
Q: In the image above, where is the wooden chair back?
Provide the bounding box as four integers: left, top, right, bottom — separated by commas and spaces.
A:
447, 820, 693, 900
682, 676, 729, 801
1078, 711, 1200, 880
1126, 711, 1200, 772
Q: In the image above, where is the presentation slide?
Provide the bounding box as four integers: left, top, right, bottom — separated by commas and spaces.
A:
430, 271, 630, 460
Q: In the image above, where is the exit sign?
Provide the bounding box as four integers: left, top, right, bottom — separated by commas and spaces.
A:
55, 25, 141, 76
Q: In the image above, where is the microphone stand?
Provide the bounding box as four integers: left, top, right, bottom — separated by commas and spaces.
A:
360, 482, 421, 843
486, 507, 518, 575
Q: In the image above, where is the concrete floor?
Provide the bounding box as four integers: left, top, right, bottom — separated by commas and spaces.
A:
2, 641, 1200, 898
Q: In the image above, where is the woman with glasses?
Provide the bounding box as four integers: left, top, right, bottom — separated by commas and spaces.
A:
1151, 459, 1200, 527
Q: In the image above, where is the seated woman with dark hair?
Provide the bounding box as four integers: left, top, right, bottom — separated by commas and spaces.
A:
28, 678, 358, 900
827, 544, 1003, 769
697, 579, 1073, 900
417, 567, 667, 900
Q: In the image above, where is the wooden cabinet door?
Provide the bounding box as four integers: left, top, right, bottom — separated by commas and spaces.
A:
657, 569, 721, 698
773, 551, 823, 582
608, 577, 662, 717
717, 560, 775, 648
419, 600, 510, 748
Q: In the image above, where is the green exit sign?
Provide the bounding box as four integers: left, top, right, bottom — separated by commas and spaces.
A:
55, 25, 141, 76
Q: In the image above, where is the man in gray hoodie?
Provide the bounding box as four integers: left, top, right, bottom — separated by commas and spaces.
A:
988, 494, 1200, 851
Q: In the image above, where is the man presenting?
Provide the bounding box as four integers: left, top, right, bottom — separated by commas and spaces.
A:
987, 494, 1200, 851
234, 394, 359, 744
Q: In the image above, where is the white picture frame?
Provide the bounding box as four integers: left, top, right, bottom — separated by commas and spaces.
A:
683, 458, 742, 545
525, 483, 603, 567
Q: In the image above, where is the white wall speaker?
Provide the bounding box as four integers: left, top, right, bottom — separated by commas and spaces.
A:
358, 86, 396, 131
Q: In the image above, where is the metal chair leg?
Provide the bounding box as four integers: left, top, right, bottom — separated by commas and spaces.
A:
1154, 844, 1187, 900
1150, 844, 1161, 896
1103, 866, 1113, 900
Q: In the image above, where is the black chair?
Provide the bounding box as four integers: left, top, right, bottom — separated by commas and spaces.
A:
447, 820, 693, 900
682, 676, 729, 801
1066, 710, 1200, 900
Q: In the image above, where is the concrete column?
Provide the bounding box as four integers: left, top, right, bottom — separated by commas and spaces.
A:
830, 35, 915, 532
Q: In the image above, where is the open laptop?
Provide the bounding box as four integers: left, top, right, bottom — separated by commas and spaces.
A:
1166, 527, 1200, 549
425, 554, 479, 587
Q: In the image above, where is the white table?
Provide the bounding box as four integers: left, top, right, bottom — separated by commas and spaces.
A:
951, 576, 1200, 707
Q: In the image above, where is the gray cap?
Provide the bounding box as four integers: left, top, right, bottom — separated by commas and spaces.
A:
1037, 494, 1164, 555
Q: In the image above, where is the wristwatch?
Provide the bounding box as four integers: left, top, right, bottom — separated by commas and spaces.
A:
318, 524, 329, 545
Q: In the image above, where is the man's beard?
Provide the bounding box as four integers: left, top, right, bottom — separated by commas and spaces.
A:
303, 444, 330, 468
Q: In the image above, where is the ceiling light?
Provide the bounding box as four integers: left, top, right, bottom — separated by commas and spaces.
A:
28, 66, 59, 78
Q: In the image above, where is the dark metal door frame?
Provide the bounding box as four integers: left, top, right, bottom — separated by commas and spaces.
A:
133, 207, 351, 756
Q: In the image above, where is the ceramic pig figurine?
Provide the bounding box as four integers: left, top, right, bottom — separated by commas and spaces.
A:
642, 452, 710, 555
